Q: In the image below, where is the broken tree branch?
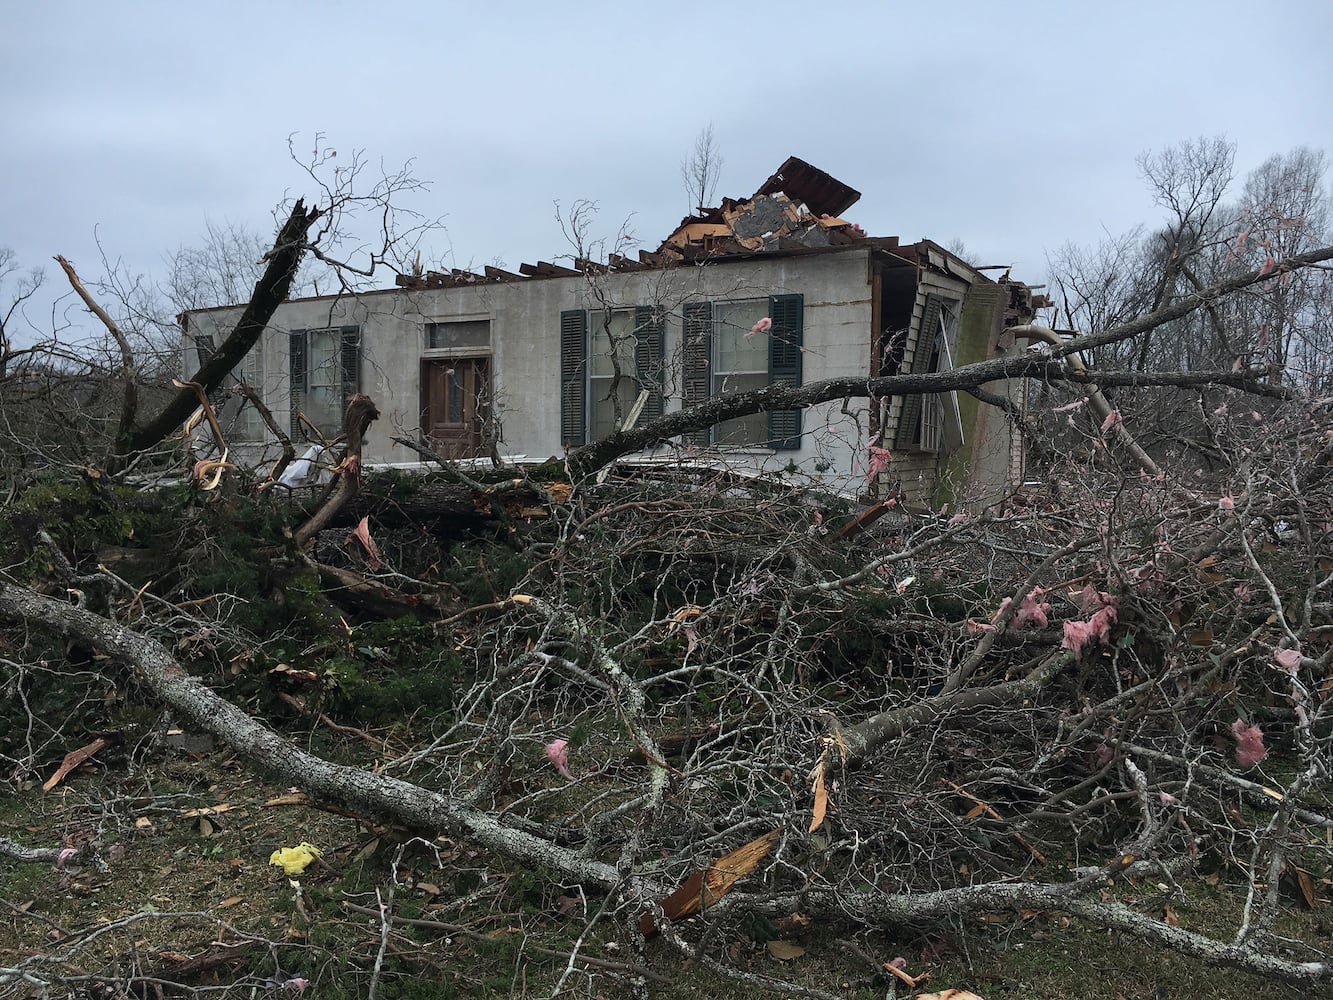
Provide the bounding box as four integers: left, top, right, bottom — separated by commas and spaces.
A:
294, 393, 379, 548
234, 379, 297, 482
0, 580, 629, 893
124, 198, 322, 464
729, 881, 1329, 985
54, 255, 138, 463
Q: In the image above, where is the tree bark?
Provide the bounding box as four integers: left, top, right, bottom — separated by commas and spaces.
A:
123, 199, 323, 463
294, 393, 379, 547
0, 580, 626, 892
735, 882, 1329, 984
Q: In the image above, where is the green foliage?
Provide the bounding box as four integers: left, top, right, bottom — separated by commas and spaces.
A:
2, 475, 161, 573
321, 618, 468, 726
438, 542, 535, 605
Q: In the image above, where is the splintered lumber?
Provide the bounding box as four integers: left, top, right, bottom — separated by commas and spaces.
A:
639, 829, 780, 935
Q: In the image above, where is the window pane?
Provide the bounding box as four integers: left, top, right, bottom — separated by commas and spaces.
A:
589, 376, 636, 440
715, 411, 769, 446
588, 311, 634, 376
920, 395, 943, 452
588, 310, 637, 438
714, 300, 768, 372
427, 320, 490, 351
236, 346, 265, 440
712, 372, 767, 445
306, 330, 343, 434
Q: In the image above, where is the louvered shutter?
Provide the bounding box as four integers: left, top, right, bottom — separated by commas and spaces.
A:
289, 330, 307, 437
195, 333, 216, 370
767, 293, 804, 450
194, 333, 225, 409
560, 310, 588, 447
682, 302, 713, 446
894, 294, 941, 451
634, 305, 666, 425
339, 325, 361, 428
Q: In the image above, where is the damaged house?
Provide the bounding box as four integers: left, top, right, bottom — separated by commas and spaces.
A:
182, 157, 1042, 506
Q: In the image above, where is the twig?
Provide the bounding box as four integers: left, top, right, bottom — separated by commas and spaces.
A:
233, 379, 297, 481
366, 886, 393, 1000
941, 778, 1047, 863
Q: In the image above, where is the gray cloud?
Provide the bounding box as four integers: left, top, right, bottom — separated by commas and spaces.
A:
3, 0, 1329, 345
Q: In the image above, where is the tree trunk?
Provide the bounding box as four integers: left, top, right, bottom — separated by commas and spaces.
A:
123, 199, 323, 464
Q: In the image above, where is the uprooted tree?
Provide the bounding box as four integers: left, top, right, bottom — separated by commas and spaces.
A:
1, 139, 1332, 996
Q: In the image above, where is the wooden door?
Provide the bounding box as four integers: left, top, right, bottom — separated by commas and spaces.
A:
421, 357, 491, 459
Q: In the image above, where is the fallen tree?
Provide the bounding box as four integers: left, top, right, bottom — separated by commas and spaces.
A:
3, 148, 1332, 998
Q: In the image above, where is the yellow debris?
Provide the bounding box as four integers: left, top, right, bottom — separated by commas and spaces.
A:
269, 842, 322, 876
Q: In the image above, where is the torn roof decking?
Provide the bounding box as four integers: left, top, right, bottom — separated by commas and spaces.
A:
755, 155, 862, 218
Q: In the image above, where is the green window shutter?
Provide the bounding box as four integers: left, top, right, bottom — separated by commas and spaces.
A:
560, 309, 588, 447
634, 305, 666, 425
289, 329, 307, 438
339, 326, 361, 423
767, 293, 803, 450
894, 293, 941, 451
682, 302, 713, 446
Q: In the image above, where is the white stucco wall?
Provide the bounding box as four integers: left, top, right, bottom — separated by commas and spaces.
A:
184, 249, 877, 491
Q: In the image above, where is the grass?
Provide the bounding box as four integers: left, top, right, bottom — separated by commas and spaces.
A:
1, 746, 1325, 999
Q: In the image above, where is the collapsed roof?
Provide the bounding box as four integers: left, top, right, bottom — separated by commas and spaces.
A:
654, 155, 870, 261
396, 156, 1047, 319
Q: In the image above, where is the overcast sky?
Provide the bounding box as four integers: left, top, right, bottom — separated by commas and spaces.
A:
3, 1, 1329, 344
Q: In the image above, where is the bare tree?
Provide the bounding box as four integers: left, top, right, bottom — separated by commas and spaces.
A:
1047, 138, 1333, 479
681, 122, 724, 213
1229, 147, 1331, 384
0, 248, 43, 379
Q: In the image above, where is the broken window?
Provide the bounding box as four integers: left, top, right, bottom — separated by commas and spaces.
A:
894, 296, 962, 453
289, 326, 361, 439
559, 307, 665, 446
683, 293, 803, 450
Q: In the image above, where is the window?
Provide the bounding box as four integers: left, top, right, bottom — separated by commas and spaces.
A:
234, 346, 265, 441
425, 320, 490, 352
559, 307, 665, 446
587, 310, 639, 442
712, 300, 770, 445
894, 295, 962, 453
683, 292, 804, 450
290, 326, 361, 439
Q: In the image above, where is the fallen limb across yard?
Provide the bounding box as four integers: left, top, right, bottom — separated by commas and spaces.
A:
2, 571, 1328, 987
